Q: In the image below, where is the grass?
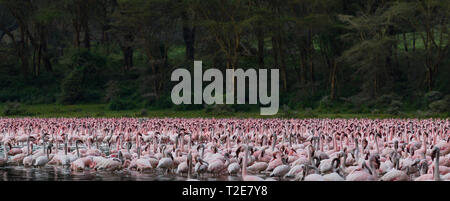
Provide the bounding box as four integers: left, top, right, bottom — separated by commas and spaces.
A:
0, 103, 448, 119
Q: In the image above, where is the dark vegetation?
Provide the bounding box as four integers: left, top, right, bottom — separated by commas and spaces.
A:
0, 0, 449, 117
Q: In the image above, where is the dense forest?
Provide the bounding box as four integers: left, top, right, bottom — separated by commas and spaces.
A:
0, 0, 449, 116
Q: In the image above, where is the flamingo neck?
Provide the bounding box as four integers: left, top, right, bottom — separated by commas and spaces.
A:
423, 134, 427, 151
117, 137, 121, 151
242, 147, 248, 178
76, 143, 80, 158
187, 157, 192, 179
375, 137, 380, 154
320, 137, 324, 152
27, 138, 30, 155
333, 134, 337, 151
3, 143, 7, 159
181, 136, 184, 152
188, 135, 192, 151
434, 153, 440, 181
56, 136, 59, 151
153, 137, 157, 153
272, 137, 276, 151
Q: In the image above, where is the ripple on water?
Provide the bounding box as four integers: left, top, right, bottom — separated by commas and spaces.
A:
0, 166, 271, 181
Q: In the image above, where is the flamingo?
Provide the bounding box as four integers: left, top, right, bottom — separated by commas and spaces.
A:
323, 158, 345, 181
269, 157, 290, 180
0, 141, 8, 167
242, 145, 264, 181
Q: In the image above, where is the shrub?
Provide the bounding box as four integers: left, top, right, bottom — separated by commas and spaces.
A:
94, 112, 106, 117
429, 95, 450, 113
151, 95, 173, 109
60, 67, 84, 104
280, 104, 296, 118
231, 104, 254, 112
2, 102, 26, 116
174, 103, 203, 111
204, 104, 234, 114
386, 107, 400, 115
300, 108, 318, 118
108, 99, 137, 111
138, 109, 149, 117
60, 50, 107, 104
424, 91, 443, 103
104, 80, 121, 102
371, 109, 381, 114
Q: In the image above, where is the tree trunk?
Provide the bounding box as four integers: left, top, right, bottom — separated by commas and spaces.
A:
278, 36, 287, 91
309, 60, 315, 83
37, 42, 42, 77
182, 11, 195, 61
330, 59, 337, 100
83, 19, 90, 50
257, 28, 264, 69
299, 49, 307, 84
426, 67, 432, 92
403, 32, 410, 69
307, 29, 315, 88
42, 37, 52, 72
123, 47, 133, 71
272, 37, 279, 67
183, 26, 195, 61
73, 19, 81, 48
374, 72, 378, 97
18, 29, 28, 76
32, 45, 36, 76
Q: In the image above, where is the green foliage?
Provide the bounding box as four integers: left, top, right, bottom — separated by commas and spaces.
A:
204, 104, 234, 115
424, 91, 443, 104
147, 95, 173, 109
137, 108, 149, 117
60, 50, 107, 104
429, 95, 450, 113
2, 102, 26, 116
173, 103, 203, 111
108, 98, 138, 111
0, 0, 449, 118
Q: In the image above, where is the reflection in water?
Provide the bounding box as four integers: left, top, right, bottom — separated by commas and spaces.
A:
0, 145, 273, 181
0, 166, 270, 181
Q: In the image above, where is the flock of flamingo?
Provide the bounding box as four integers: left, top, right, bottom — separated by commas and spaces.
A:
0, 117, 449, 181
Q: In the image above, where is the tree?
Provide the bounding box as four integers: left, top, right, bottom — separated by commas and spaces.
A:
195, 0, 254, 70
111, 0, 145, 70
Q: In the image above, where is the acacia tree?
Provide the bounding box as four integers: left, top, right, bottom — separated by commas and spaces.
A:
395, 0, 449, 91
28, 0, 62, 75
314, 0, 346, 100
111, 0, 145, 71
338, 0, 399, 98
0, 0, 33, 75
0, 0, 62, 76
138, 0, 177, 98
63, 0, 94, 49
247, 0, 271, 69
174, 0, 197, 61
288, 0, 321, 89
266, 0, 289, 91
195, 0, 254, 70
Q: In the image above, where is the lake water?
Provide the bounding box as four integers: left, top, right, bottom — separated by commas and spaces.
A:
0, 165, 249, 181
0, 145, 273, 181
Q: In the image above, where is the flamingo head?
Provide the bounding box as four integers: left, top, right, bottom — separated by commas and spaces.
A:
431, 147, 440, 161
